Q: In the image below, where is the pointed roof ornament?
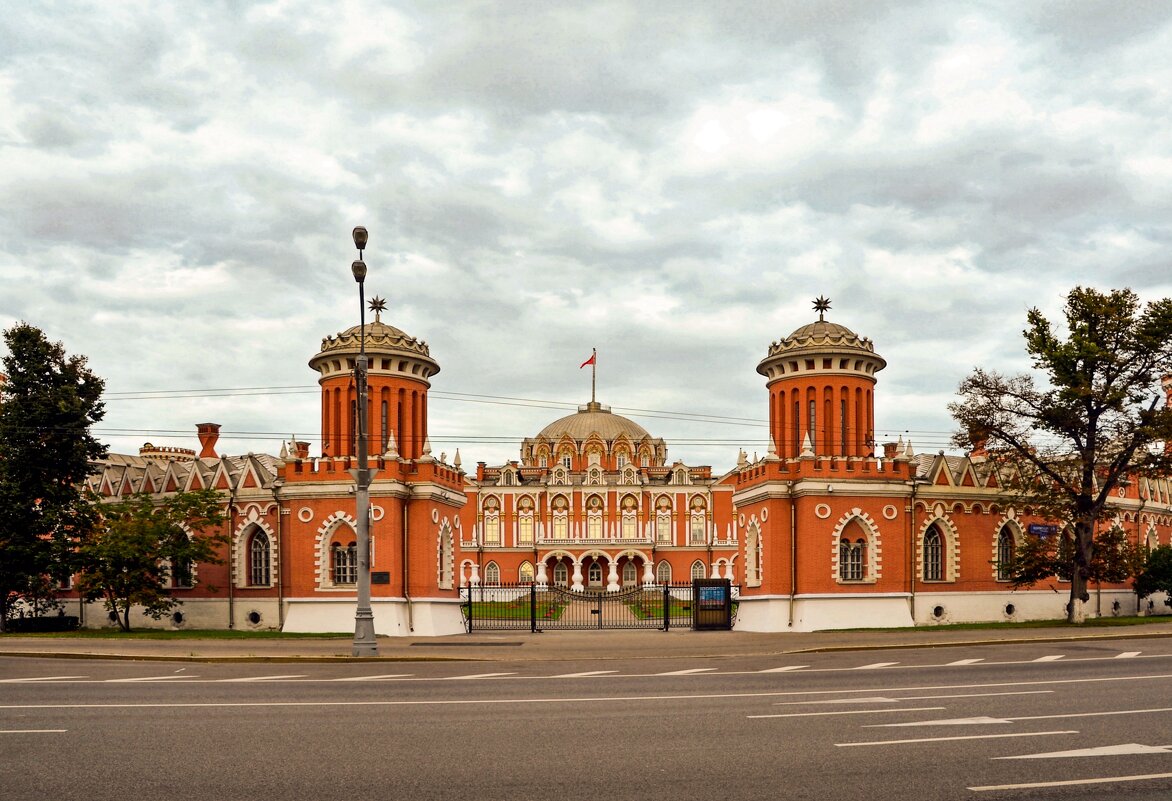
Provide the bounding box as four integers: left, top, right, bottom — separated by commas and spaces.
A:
812, 295, 832, 322
383, 429, 399, 460
418, 436, 434, 462
279, 440, 289, 460
453, 448, 462, 470
766, 439, 780, 461
369, 296, 387, 323
800, 431, 815, 458
904, 439, 915, 458
737, 449, 748, 468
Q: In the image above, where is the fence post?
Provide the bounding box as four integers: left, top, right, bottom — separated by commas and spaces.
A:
464, 585, 471, 633
530, 582, 537, 633
663, 582, 670, 631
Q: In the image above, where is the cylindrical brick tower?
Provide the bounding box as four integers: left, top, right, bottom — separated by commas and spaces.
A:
309, 315, 439, 461
757, 308, 885, 460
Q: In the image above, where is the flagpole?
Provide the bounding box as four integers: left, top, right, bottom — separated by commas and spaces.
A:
591, 348, 597, 404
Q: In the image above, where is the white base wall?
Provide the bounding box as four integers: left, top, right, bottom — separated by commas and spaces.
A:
736, 590, 1151, 632
281, 597, 465, 637
69, 598, 283, 631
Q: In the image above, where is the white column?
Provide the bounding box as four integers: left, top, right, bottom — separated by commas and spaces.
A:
710, 561, 720, 579
469, 563, 481, 586
606, 557, 620, 592
536, 559, 548, 589
571, 558, 584, 592
723, 560, 734, 580
642, 559, 655, 588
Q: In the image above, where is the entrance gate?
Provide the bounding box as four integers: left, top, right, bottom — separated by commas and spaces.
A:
461, 582, 738, 632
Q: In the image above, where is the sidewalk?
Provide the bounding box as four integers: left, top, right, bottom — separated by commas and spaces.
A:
4, 620, 1172, 663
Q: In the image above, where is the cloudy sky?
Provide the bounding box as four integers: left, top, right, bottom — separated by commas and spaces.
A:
3, 1, 1172, 472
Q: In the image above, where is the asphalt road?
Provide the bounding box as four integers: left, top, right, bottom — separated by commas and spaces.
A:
4, 637, 1172, 800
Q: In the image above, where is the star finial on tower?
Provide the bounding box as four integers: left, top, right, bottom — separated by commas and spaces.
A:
812, 295, 831, 321
368, 296, 387, 323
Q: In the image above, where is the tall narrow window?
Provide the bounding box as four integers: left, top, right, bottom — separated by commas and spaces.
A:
690, 560, 707, 581
656, 561, 672, 584
840, 399, 847, 455
808, 399, 816, 446
381, 400, 389, 452
483, 562, 500, 586
587, 562, 602, 586
839, 538, 865, 581
996, 527, 1015, 581
553, 562, 568, 586
622, 562, 637, 586
332, 542, 357, 585
923, 525, 943, 581
793, 399, 800, 452
249, 530, 271, 586
518, 561, 534, 583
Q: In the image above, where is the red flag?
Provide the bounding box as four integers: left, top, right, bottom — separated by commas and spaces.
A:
579, 352, 596, 368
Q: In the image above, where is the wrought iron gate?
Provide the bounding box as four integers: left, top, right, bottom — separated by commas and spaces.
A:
461, 582, 736, 632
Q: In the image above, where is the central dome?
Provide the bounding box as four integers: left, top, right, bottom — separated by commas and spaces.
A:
536, 401, 652, 442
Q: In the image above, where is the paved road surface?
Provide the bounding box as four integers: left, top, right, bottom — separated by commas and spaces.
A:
4, 636, 1172, 800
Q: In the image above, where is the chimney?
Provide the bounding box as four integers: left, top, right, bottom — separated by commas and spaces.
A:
196, 423, 221, 458
294, 441, 310, 460
882, 441, 899, 459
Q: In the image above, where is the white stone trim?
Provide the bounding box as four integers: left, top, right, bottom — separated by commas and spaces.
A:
830, 508, 881, 584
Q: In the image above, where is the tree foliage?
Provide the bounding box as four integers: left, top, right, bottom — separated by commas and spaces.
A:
951, 287, 1172, 622
1134, 545, 1172, 605
75, 490, 226, 631
0, 323, 106, 631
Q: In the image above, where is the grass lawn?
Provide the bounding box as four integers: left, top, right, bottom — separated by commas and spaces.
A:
467, 599, 566, 621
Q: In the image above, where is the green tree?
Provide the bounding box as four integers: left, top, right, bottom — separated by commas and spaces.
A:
75, 490, 226, 631
951, 287, 1172, 622
0, 323, 106, 631
1134, 545, 1172, 608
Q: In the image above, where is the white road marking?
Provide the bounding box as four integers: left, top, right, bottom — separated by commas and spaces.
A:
855, 662, 899, 670
0, 676, 87, 683
946, 658, 984, 666
106, 675, 198, 682
0, 729, 67, 734
6, 673, 1172, 711
551, 671, 618, 678
748, 706, 946, 719
220, 675, 307, 682
994, 742, 1172, 759
1033, 655, 1065, 662
777, 691, 1049, 707
657, 668, 718, 675
873, 705, 1172, 727
838, 730, 1077, 748
1116, 651, 1142, 659
970, 772, 1172, 792
758, 666, 807, 673
332, 674, 413, 681
441, 673, 516, 680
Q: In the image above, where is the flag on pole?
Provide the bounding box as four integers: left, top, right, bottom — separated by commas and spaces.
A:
579, 351, 596, 368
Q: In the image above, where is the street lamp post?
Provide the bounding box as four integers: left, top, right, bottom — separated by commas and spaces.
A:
351, 226, 378, 656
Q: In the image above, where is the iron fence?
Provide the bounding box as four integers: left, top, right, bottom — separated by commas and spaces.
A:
461, 582, 739, 632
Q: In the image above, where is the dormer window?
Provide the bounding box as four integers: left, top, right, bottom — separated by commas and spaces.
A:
561, 456, 572, 470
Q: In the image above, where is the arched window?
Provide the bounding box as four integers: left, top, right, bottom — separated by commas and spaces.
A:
249, 530, 271, 586
656, 497, 672, 544
996, 526, 1015, 581
690, 560, 707, 581
923, 525, 943, 581
484, 561, 500, 586
839, 538, 865, 581
587, 562, 603, 586
332, 541, 357, 585
622, 561, 637, 586
744, 522, 761, 587
656, 561, 672, 584
482, 497, 500, 546
553, 562, 569, 586
518, 561, 534, 583
586, 495, 603, 540
689, 497, 707, 545
518, 497, 535, 545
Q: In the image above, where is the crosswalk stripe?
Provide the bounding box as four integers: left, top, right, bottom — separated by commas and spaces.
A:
947, 658, 984, 666
1033, 655, 1065, 662
551, 670, 618, 678
1116, 651, 1142, 659
855, 662, 899, 670
758, 665, 808, 673
441, 673, 515, 680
